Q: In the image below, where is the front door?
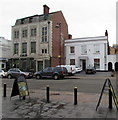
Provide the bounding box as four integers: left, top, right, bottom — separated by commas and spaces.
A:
82, 60, 86, 70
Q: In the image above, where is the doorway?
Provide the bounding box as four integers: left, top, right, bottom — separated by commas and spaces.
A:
82, 60, 86, 70
115, 62, 118, 71
108, 62, 112, 71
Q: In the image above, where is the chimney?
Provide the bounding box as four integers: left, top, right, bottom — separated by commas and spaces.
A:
68, 34, 72, 39
43, 5, 50, 14
105, 30, 108, 36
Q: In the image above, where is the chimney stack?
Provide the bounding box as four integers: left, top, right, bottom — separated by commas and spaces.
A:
68, 34, 72, 39
105, 30, 108, 36
43, 5, 50, 14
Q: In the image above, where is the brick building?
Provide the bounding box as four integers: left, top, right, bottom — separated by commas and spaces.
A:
10, 5, 69, 72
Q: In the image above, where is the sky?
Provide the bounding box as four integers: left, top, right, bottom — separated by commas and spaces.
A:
0, 0, 117, 46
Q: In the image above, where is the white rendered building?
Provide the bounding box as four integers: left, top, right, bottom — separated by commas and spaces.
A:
65, 35, 109, 71
107, 55, 118, 71
0, 37, 12, 70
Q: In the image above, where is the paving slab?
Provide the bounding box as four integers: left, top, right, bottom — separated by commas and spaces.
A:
1, 88, 117, 119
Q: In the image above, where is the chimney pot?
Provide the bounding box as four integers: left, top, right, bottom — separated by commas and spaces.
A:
105, 30, 108, 36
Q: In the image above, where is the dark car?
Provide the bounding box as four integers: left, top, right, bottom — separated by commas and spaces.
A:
34, 67, 68, 80
7, 68, 33, 79
85, 66, 96, 74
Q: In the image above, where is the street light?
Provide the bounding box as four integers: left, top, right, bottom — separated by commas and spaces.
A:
55, 23, 61, 66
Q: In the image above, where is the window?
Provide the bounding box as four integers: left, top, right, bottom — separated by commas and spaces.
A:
22, 29, 27, 38
31, 42, 36, 53
94, 44, 100, 54
70, 46, 75, 53
70, 59, 75, 65
81, 45, 87, 54
94, 59, 100, 69
22, 43, 27, 53
14, 31, 19, 38
42, 49, 47, 54
14, 43, 19, 54
2, 64, 4, 69
31, 28, 36, 36
42, 49, 44, 54
42, 26, 48, 42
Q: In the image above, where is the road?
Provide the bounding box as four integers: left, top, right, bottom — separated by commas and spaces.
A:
2, 72, 116, 94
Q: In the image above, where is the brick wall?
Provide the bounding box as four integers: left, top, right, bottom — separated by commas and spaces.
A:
51, 11, 69, 67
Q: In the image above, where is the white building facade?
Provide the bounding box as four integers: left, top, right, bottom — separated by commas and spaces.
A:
65, 36, 109, 71
107, 55, 118, 71
0, 37, 12, 70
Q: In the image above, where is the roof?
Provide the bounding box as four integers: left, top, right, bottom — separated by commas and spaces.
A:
15, 11, 61, 25
65, 36, 108, 43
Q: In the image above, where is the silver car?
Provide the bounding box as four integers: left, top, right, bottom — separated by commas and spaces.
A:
7, 68, 33, 79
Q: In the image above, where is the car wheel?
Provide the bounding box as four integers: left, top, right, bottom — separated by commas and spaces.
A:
53, 74, 59, 80
8, 74, 12, 79
36, 75, 41, 79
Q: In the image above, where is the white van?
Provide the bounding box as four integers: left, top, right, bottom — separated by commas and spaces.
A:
56, 65, 76, 75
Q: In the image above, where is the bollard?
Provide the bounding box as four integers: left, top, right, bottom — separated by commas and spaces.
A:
74, 87, 77, 105
3, 83, 7, 97
22, 96, 26, 100
109, 88, 112, 109
46, 85, 50, 103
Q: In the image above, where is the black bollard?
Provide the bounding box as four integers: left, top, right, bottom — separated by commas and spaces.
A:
109, 88, 112, 109
22, 96, 26, 100
74, 87, 77, 105
3, 83, 7, 97
46, 85, 50, 103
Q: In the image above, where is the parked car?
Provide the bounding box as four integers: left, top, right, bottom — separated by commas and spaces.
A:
85, 66, 96, 74
0, 70, 7, 78
56, 65, 76, 75
34, 67, 68, 80
7, 68, 33, 79
75, 67, 82, 73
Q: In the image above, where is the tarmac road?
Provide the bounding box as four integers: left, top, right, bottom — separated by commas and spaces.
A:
2, 72, 116, 94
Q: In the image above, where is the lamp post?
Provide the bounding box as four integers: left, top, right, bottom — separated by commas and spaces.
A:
55, 23, 61, 66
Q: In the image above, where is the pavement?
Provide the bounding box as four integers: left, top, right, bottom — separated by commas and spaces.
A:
2, 88, 118, 119
1, 72, 118, 119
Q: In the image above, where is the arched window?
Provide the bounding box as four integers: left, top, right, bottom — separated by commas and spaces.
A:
108, 62, 112, 71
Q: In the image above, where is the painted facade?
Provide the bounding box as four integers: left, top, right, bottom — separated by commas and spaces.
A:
65, 36, 109, 71
0, 37, 12, 70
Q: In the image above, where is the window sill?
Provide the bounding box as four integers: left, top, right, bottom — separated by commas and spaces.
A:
81, 54, 87, 55
69, 53, 75, 55
93, 53, 100, 54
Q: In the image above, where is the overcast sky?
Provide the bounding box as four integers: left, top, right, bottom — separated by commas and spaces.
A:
0, 0, 117, 46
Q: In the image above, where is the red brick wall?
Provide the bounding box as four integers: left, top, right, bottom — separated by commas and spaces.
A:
51, 11, 69, 67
